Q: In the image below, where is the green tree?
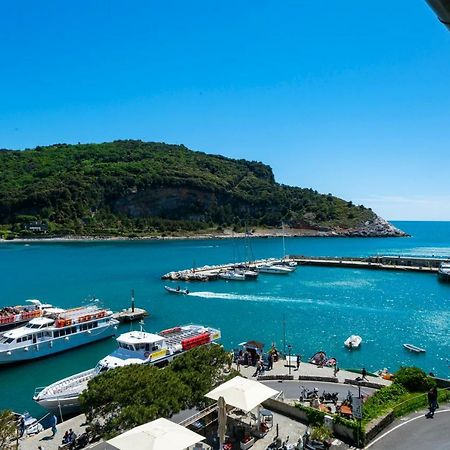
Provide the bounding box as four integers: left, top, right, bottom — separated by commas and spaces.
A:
80, 345, 232, 439
0, 410, 17, 450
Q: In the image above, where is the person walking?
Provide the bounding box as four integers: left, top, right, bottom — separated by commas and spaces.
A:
268, 353, 273, 371
333, 363, 339, 378
361, 367, 368, 381
296, 354, 301, 371
50, 414, 57, 437
426, 386, 438, 418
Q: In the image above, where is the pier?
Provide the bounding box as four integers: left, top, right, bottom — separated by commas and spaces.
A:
161, 255, 448, 281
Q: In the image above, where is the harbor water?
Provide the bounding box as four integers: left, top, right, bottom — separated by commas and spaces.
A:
0, 221, 449, 417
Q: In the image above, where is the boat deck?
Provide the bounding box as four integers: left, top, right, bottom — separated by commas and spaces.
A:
162, 327, 208, 347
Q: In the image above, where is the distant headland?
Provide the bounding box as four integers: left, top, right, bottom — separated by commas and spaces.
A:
0, 140, 406, 240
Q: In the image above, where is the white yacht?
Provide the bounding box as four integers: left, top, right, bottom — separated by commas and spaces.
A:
0, 306, 118, 364
219, 270, 246, 281
256, 263, 293, 274
33, 323, 221, 414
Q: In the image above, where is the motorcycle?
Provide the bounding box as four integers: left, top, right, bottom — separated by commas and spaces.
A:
265, 435, 303, 450
299, 386, 319, 402
319, 390, 339, 404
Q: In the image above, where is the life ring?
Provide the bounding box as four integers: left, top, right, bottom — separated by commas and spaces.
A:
144, 351, 151, 359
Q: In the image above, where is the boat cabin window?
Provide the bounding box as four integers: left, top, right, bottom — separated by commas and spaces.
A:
80, 322, 97, 331
53, 326, 77, 338
152, 345, 160, 351
0, 337, 15, 344
26, 323, 42, 329
17, 335, 32, 343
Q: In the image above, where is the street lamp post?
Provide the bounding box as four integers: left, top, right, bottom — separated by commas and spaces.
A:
287, 344, 292, 376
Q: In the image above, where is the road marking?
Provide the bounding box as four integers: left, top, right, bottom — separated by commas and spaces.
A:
365, 409, 450, 449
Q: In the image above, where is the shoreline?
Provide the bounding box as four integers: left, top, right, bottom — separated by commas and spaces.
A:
0, 228, 409, 244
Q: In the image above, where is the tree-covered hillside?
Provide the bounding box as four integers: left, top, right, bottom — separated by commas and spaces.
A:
0, 140, 377, 237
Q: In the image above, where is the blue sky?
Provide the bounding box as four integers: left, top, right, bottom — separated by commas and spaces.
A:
1, 1, 449, 220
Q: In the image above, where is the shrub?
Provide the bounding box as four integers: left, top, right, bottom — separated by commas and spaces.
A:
362, 383, 407, 423
394, 366, 435, 392
295, 403, 326, 425
311, 424, 332, 441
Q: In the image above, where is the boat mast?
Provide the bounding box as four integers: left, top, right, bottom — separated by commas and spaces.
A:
282, 313, 286, 355
282, 221, 286, 260
131, 289, 135, 313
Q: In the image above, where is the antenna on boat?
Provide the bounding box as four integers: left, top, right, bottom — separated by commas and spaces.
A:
131, 289, 135, 313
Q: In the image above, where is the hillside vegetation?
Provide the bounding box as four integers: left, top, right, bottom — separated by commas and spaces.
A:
0, 140, 378, 237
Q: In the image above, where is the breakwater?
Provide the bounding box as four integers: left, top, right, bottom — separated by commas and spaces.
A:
161, 255, 447, 281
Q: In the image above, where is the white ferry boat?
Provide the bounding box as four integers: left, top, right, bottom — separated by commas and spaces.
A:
33, 323, 221, 414
0, 306, 118, 364
0, 299, 61, 333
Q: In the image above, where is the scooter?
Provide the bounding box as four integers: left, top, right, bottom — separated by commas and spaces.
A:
299, 386, 319, 402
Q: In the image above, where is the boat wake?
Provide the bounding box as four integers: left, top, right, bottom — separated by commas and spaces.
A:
188, 291, 333, 307
187, 291, 407, 315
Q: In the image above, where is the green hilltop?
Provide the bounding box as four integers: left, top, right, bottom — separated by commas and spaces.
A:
0, 140, 385, 238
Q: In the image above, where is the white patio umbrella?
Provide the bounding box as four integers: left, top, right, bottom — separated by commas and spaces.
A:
205, 376, 279, 413
106, 417, 205, 450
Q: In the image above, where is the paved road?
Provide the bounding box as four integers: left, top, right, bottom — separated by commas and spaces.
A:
262, 380, 376, 401
366, 406, 450, 450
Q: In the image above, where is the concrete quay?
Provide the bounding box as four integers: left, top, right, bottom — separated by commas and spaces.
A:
161, 254, 446, 282
19, 414, 87, 450
237, 358, 391, 389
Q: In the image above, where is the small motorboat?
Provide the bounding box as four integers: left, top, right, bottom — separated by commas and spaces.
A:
164, 286, 190, 295
14, 412, 44, 436
309, 351, 327, 366
403, 343, 426, 353
344, 335, 362, 349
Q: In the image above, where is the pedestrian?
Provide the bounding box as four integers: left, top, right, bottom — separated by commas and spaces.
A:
361, 367, 368, 381
268, 353, 273, 371
50, 414, 57, 437
426, 386, 438, 418
333, 363, 339, 377
296, 354, 301, 371
236, 357, 241, 372
19, 415, 25, 438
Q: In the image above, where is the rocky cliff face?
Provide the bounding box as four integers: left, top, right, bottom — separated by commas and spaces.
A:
332, 215, 407, 237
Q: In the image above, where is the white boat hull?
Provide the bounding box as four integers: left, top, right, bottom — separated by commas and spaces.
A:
257, 265, 292, 274
0, 323, 117, 365
344, 335, 362, 349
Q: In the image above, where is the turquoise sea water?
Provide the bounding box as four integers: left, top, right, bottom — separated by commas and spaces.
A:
0, 221, 449, 417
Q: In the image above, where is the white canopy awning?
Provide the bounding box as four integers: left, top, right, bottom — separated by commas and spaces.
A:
106, 418, 205, 450
205, 376, 279, 412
